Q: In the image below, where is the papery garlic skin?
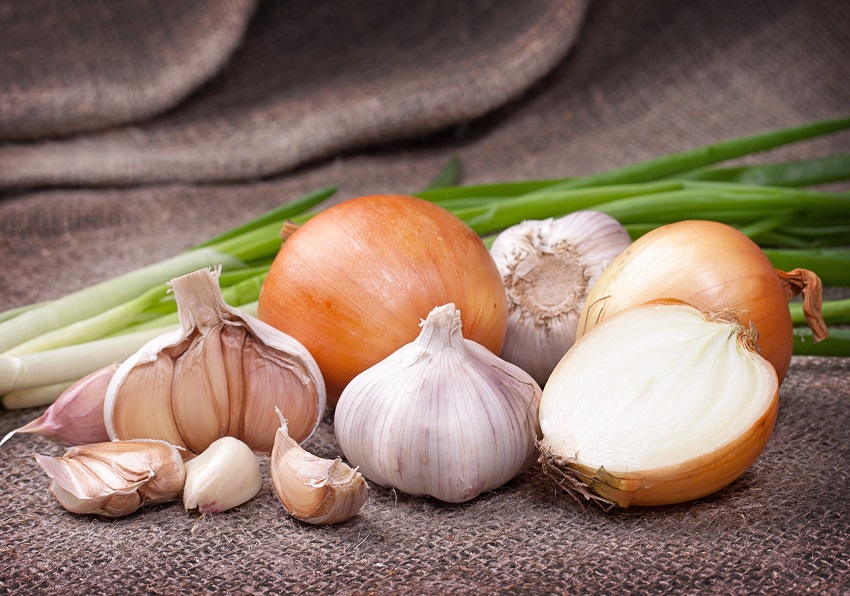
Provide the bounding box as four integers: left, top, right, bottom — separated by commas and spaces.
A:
1, 364, 116, 447
490, 212, 631, 386
271, 410, 368, 525
183, 436, 262, 514
104, 268, 326, 457
34, 439, 185, 518
538, 301, 779, 508
334, 303, 542, 504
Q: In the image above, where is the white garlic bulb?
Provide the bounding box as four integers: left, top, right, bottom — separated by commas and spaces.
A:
183, 436, 263, 514
334, 303, 541, 504
34, 439, 185, 518
104, 268, 326, 457
489, 211, 631, 386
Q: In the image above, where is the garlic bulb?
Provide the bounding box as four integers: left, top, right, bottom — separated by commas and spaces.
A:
34, 439, 185, 518
104, 268, 325, 457
183, 436, 263, 514
539, 300, 779, 508
1, 364, 116, 447
490, 212, 631, 386
271, 409, 368, 525
334, 303, 542, 504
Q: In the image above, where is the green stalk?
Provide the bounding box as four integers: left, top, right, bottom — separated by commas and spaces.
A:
0, 247, 245, 354
454, 180, 685, 235
679, 153, 850, 187
537, 116, 850, 191
193, 187, 336, 248
763, 249, 850, 287
791, 299, 850, 325
0, 327, 175, 394
423, 157, 462, 191
2, 284, 170, 357
3, 382, 74, 409
793, 327, 850, 357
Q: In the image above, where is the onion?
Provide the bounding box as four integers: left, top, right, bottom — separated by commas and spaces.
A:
577, 220, 827, 383
540, 300, 779, 508
257, 194, 508, 403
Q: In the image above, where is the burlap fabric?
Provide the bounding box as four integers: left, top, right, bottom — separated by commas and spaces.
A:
1, 0, 849, 593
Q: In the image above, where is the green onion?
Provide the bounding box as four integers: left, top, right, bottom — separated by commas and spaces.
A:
793, 327, 850, 356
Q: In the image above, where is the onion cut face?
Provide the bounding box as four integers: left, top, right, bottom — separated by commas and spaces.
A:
258, 195, 508, 403
539, 301, 779, 508
577, 220, 827, 384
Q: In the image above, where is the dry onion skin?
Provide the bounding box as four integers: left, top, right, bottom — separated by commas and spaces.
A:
258, 194, 508, 403
539, 301, 779, 509
577, 220, 827, 384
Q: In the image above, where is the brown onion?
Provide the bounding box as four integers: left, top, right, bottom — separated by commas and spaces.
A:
577, 220, 827, 383
258, 194, 508, 403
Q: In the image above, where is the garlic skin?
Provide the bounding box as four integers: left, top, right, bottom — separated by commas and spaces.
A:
1, 364, 116, 447
34, 439, 185, 518
539, 301, 779, 508
334, 303, 542, 504
490, 212, 631, 386
183, 436, 262, 514
104, 268, 326, 457
271, 410, 368, 525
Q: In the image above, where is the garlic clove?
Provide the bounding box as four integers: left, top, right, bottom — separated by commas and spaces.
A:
334, 303, 542, 504
34, 439, 186, 517
182, 436, 262, 514
104, 268, 326, 457
271, 410, 368, 525
171, 326, 231, 454
490, 212, 631, 386
538, 301, 779, 508
108, 351, 189, 452
0, 364, 116, 447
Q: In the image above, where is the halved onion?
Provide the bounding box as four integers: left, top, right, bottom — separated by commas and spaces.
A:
539, 300, 779, 508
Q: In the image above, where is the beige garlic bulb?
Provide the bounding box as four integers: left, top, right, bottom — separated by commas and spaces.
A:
183, 436, 263, 514
34, 439, 185, 518
489, 212, 631, 386
104, 268, 325, 457
334, 303, 542, 504
271, 409, 368, 525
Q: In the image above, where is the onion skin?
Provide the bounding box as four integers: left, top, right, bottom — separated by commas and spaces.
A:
577, 220, 824, 383
258, 195, 508, 403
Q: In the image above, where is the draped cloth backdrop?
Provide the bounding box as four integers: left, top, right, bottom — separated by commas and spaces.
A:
1, 1, 848, 593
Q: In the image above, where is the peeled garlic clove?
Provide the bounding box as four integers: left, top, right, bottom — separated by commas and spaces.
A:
104, 267, 325, 457
183, 436, 262, 514
489, 212, 631, 386
271, 410, 368, 525
538, 301, 779, 508
34, 439, 185, 518
334, 303, 542, 504
1, 364, 116, 447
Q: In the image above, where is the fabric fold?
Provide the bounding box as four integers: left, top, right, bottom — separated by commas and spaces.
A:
0, 0, 589, 188
0, 0, 259, 141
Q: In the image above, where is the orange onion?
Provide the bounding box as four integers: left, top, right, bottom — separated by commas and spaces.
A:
257, 194, 508, 403
577, 220, 827, 383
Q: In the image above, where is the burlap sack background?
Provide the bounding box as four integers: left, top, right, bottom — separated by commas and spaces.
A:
1, 0, 848, 593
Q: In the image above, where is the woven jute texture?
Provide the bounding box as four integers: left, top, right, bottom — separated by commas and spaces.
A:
1, 0, 849, 593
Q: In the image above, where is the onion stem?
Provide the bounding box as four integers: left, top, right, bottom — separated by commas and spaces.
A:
791, 299, 850, 326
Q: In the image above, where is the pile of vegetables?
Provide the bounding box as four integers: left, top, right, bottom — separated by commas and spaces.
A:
2, 116, 850, 518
